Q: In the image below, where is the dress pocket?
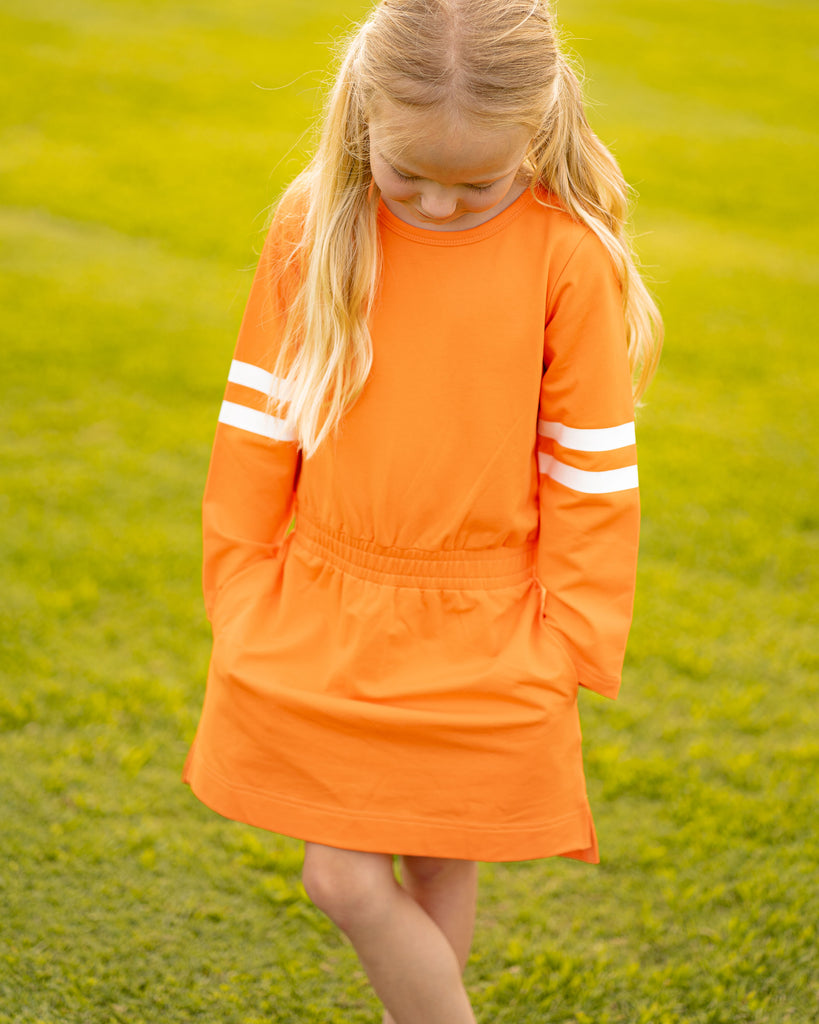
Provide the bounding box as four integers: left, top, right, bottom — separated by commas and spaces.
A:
539, 620, 579, 691
210, 549, 287, 640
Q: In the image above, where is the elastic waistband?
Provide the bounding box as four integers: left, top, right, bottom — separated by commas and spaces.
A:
292, 515, 536, 590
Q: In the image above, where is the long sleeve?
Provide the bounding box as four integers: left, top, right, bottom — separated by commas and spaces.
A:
537, 229, 640, 699
202, 215, 302, 624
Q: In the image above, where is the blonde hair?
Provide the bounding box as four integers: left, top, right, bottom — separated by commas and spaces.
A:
272, 0, 662, 455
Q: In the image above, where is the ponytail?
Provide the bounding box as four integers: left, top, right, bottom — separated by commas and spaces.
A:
530, 56, 662, 401
271, 35, 382, 457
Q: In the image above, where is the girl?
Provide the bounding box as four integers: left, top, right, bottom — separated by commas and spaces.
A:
183, 1, 662, 1021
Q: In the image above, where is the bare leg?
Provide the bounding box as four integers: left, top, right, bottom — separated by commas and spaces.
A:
382, 855, 478, 1024
302, 843, 476, 1024
399, 855, 478, 969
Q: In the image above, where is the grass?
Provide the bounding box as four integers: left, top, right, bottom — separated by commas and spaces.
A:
1, 0, 817, 1021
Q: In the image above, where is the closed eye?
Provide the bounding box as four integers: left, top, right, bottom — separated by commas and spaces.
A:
392, 167, 419, 183
393, 167, 496, 192
391, 161, 499, 192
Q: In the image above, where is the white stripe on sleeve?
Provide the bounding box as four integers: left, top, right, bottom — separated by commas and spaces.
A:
228, 360, 291, 401
218, 400, 297, 442
537, 419, 635, 452
538, 453, 638, 494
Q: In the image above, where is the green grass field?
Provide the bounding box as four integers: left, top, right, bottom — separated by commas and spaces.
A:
1, 1, 817, 1021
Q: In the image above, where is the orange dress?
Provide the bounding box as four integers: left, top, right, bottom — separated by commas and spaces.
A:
183, 188, 640, 863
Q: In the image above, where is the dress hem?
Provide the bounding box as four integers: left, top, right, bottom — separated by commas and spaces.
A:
183, 746, 600, 865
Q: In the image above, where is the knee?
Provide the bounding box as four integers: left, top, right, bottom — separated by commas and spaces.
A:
302, 844, 394, 933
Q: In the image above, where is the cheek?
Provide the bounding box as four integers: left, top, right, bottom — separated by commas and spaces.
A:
370, 158, 415, 201
386, 182, 417, 202
468, 176, 518, 211
463, 191, 499, 212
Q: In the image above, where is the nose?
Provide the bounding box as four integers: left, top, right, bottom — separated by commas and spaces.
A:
418, 187, 457, 219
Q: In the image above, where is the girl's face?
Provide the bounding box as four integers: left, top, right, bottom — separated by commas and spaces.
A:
369, 107, 531, 232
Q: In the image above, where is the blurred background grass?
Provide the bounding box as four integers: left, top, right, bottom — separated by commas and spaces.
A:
1, 1, 817, 1022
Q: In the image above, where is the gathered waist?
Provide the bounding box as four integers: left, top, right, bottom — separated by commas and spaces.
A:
292, 514, 536, 590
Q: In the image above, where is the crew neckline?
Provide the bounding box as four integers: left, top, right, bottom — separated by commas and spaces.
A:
377, 187, 537, 246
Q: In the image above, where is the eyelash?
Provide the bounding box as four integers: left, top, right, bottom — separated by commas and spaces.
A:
392, 168, 494, 192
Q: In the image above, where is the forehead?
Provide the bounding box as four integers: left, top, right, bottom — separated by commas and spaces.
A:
369, 106, 529, 183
